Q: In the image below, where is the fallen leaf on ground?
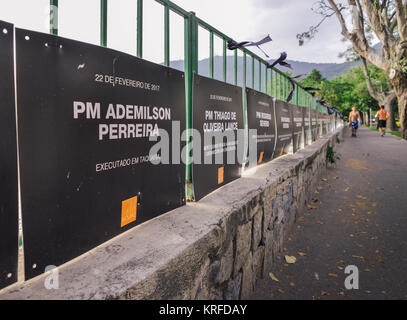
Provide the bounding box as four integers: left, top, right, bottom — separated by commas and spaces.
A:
298, 252, 307, 257
328, 273, 339, 278
314, 273, 320, 280
356, 195, 367, 200
321, 290, 329, 296
289, 282, 295, 287
285, 255, 297, 264
278, 288, 285, 294
308, 205, 317, 210
269, 272, 279, 282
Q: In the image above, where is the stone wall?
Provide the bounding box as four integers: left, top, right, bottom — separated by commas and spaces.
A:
0, 127, 345, 300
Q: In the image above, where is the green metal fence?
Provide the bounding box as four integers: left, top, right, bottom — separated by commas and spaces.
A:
46, 0, 326, 196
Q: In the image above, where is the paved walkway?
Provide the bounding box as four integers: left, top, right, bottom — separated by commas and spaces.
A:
251, 127, 407, 300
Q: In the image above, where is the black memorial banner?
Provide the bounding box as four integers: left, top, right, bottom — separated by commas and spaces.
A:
246, 88, 275, 167
303, 107, 311, 147
291, 104, 304, 153
311, 109, 318, 142
0, 21, 19, 290
16, 28, 186, 280
192, 74, 244, 201
274, 100, 293, 158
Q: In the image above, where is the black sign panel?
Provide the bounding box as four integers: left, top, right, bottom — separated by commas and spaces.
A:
0, 21, 19, 290
246, 88, 275, 167
274, 100, 293, 158
311, 109, 318, 142
192, 74, 244, 201
302, 106, 311, 147
291, 104, 304, 153
16, 28, 186, 280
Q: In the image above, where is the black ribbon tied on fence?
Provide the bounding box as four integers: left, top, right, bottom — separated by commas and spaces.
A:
227, 35, 272, 58
267, 52, 292, 70
285, 74, 306, 103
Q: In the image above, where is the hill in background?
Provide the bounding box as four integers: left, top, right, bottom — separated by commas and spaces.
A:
169, 56, 359, 88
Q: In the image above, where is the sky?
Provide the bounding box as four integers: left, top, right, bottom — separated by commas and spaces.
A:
0, 0, 351, 65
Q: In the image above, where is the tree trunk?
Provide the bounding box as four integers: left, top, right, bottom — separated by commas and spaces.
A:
384, 103, 396, 131
392, 76, 407, 139
398, 93, 407, 139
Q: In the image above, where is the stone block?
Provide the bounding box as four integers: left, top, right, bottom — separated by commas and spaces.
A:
234, 221, 252, 275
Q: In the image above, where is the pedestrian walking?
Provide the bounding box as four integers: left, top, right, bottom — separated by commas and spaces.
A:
349, 107, 362, 137
375, 106, 390, 137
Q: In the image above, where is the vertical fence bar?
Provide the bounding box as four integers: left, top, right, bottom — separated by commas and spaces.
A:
137, 0, 143, 58
243, 52, 247, 89
50, 0, 58, 35
210, 31, 214, 78
184, 12, 198, 198
273, 71, 277, 97
100, 0, 107, 47
279, 73, 282, 100
234, 49, 238, 86
223, 39, 227, 82
242, 52, 247, 164
265, 66, 268, 95
251, 56, 255, 89
164, 4, 170, 67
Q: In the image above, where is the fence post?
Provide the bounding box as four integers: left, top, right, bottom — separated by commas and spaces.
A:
137, 0, 143, 58
100, 0, 107, 47
223, 39, 227, 82
164, 4, 170, 67
50, 0, 58, 35
210, 31, 214, 78
184, 11, 198, 200
251, 56, 255, 88
234, 49, 238, 86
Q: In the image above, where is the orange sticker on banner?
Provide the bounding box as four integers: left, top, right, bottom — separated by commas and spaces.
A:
121, 196, 138, 227
218, 167, 224, 185
258, 152, 264, 164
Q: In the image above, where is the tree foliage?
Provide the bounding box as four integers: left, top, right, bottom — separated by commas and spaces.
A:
301, 66, 388, 119
297, 0, 407, 138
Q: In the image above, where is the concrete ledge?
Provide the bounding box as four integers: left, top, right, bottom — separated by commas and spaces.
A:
0, 127, 345, 300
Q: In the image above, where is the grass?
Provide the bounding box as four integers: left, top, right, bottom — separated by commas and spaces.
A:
365, 125, 402, 138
